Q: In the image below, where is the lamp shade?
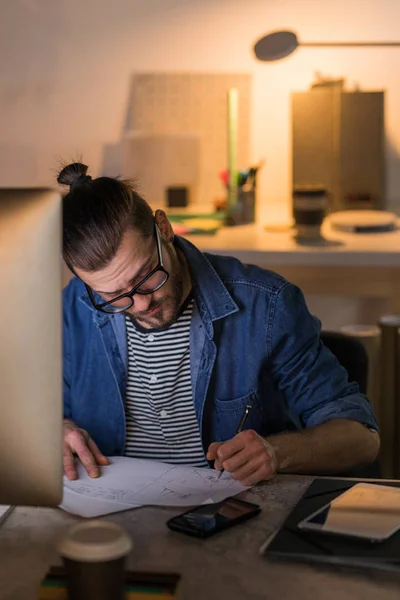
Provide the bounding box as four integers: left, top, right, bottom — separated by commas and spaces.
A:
253, 30, 299, 61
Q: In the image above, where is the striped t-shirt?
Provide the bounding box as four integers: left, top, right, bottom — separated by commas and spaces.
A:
124, 299, 208, 467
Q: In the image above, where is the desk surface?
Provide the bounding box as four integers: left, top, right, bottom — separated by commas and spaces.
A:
1, 475, 400, 600
185, 222, 400, 267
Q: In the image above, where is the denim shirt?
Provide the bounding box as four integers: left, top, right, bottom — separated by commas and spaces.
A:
63, 236, 378, 457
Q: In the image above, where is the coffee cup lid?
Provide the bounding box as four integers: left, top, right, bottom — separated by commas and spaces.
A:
58, 520, 133, 562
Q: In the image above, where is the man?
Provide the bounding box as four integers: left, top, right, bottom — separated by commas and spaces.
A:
60, 162, 380, 486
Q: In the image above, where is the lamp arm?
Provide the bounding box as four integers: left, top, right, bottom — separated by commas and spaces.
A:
302, 41, 400, 47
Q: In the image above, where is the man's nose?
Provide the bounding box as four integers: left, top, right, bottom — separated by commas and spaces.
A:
132, 293, 154, 312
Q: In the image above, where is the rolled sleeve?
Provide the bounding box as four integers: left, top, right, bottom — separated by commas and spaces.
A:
269, 283, 378, 432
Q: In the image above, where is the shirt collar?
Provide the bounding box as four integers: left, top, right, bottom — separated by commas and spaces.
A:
175, 236, 238, 325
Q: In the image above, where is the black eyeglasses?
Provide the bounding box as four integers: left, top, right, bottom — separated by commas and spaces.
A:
85, 225, 169, 314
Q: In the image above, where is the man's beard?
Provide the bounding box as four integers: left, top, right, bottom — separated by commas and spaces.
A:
125, 246, 186, 330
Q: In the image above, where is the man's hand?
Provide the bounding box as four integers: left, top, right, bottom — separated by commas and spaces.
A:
63, 419, 109, 481
206, 430, 278, 486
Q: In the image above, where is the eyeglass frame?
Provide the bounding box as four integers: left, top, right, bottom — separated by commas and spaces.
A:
85, 224, 169, 314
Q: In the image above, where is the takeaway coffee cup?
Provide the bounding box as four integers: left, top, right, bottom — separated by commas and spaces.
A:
57, 520, 133, 600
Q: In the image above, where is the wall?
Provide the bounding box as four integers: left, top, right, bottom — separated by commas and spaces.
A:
3, 0, 400, 222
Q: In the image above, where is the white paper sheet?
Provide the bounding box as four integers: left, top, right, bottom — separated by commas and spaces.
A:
60, 485, 141, 518
61, 456, 249, 517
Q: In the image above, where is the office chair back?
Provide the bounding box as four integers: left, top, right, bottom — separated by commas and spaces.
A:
320, 331, 368, 394
320, 330, 380, 479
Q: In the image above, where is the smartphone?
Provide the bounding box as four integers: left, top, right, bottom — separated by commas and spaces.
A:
298, 482, 400, 543
166, 497, 261, 539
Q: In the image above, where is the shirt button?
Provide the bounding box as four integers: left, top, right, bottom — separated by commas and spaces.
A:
160, 409, 168, 418
148, 334, 155, 342
150, 374, 158, 383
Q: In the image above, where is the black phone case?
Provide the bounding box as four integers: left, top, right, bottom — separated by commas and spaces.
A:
166, 498, 261, 539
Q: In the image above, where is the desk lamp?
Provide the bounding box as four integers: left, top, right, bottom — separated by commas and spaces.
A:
253, 30, 400, 62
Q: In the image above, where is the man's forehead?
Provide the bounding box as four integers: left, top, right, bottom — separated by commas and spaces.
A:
120, 227, 152, 256
79, 229, 154, 292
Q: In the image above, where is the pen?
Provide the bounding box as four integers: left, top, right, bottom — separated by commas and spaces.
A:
235, 403, 252, 435
217, 403, 252, 478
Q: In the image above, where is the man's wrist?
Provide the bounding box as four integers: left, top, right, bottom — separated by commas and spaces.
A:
262, 437, 279, 474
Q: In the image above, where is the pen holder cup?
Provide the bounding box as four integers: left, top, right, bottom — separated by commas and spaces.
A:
225, 188, 255, 226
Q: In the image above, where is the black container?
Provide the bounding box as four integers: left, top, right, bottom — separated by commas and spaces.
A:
292, 185, 328, 241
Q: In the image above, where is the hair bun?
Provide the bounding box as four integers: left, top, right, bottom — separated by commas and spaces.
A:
57, 162, 92, 190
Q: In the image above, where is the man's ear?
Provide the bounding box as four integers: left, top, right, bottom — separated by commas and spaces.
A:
154, 209, 174, 242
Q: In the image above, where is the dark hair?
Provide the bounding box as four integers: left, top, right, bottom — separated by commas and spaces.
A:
58, 162, 154, 271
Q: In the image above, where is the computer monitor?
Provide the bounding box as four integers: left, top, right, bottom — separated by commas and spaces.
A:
0, 189, 63, 506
